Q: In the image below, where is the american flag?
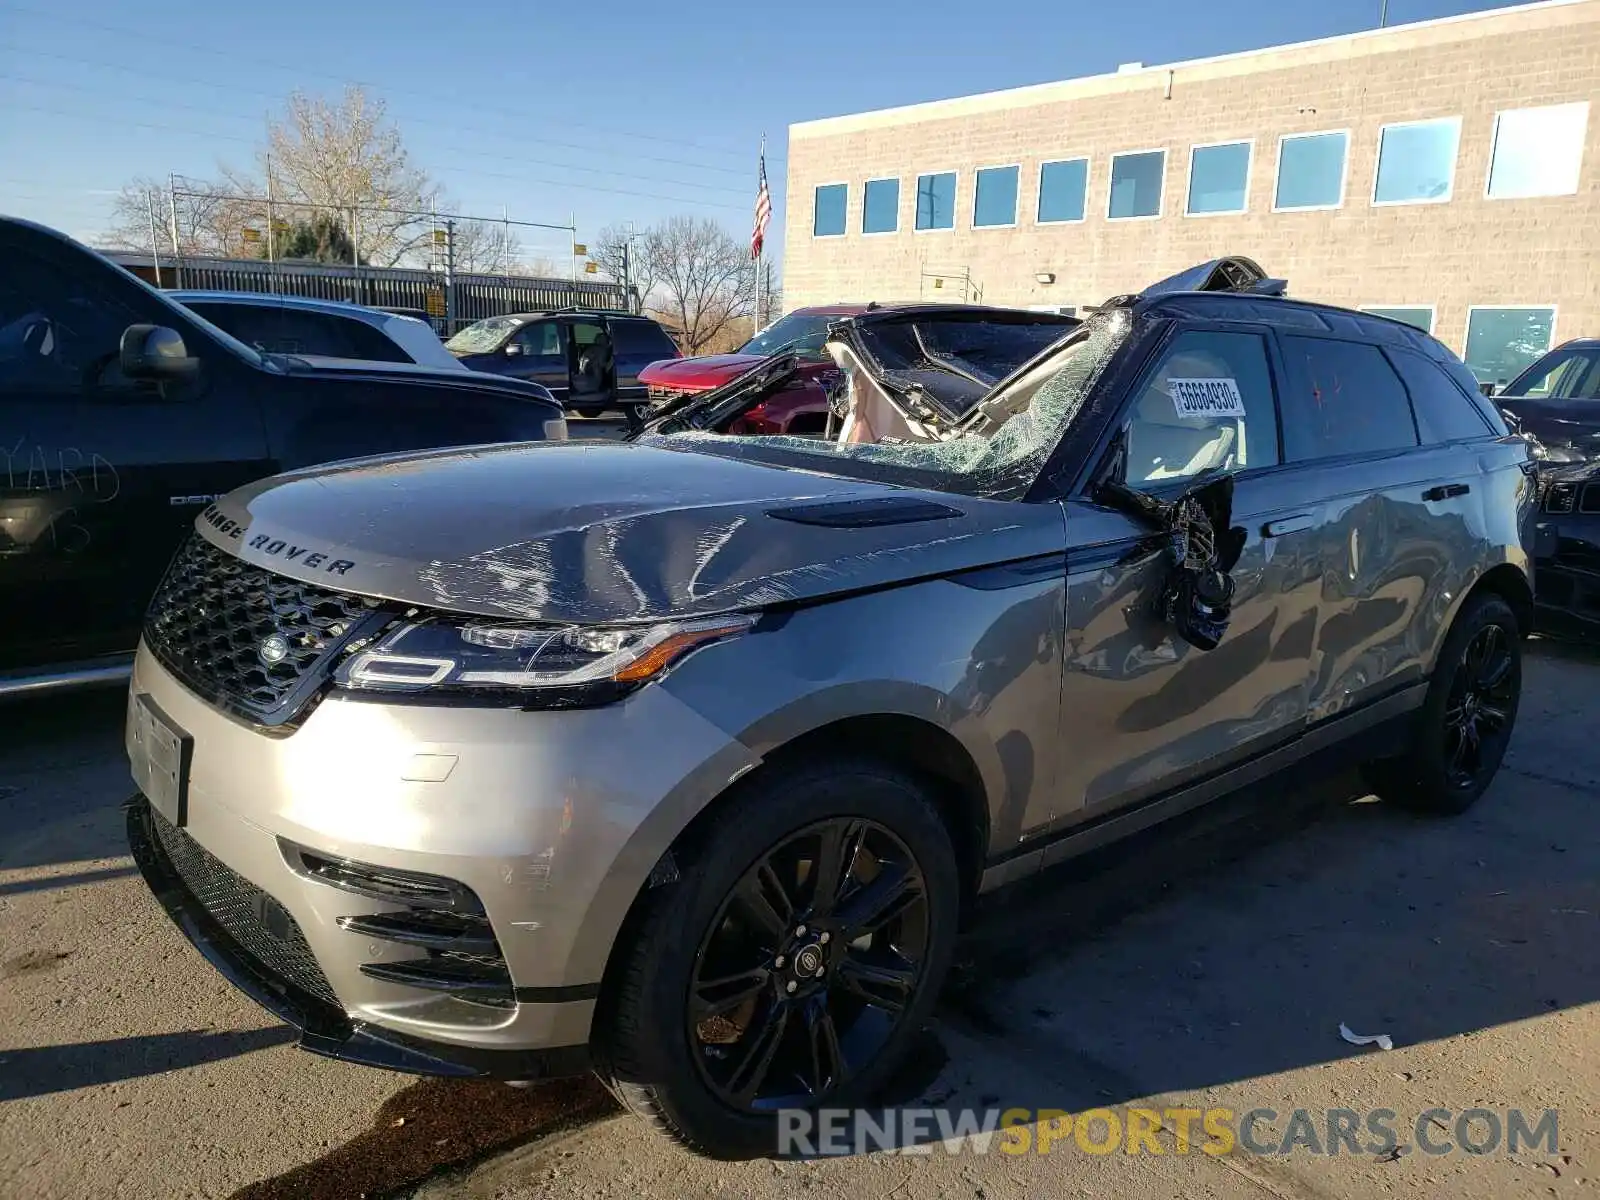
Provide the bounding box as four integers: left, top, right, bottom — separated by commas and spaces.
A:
751, 140, 772, 260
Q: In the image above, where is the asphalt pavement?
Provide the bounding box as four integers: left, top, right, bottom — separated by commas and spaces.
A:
1, 626, 1595, 1199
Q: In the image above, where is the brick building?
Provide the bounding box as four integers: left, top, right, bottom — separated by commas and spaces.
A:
781, 0, 1599, 386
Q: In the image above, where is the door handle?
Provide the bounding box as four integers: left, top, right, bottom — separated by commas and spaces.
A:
1262, 514, 1315, 538
1422, 483, 1470, 502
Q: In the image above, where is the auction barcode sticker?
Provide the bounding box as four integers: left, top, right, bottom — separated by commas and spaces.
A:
1169, 377, 1246, 419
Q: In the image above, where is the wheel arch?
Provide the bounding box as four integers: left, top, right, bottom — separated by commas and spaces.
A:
575, 705, 996, 1040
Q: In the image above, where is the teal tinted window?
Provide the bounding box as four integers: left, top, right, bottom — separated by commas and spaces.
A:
915, 172, 957, 230
1108, 151, 1165, 218
1361, 307, 1434, 333
813, 184, 847, 236
973, 165, 1019, 227
1374, 118, 1459, 204
1275, 132, 1347, 210
1037, 159, 1087, 222
1187, 142, 1251, 214
1464, 308, 1555, 386
862, 178, 899, 233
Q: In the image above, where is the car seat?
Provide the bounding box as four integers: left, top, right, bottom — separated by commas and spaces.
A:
1126, 351, 1243, 483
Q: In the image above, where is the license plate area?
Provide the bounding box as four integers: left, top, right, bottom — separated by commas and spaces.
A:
131, 693, 192, 827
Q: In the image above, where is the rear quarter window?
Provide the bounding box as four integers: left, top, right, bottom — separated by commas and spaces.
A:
611, 319, 678, 358
1390, 348, 1494, 443
1278, 335, 1420, 461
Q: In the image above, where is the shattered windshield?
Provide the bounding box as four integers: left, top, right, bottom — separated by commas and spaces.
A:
444, 316, 521, 354
739, 312, 836, 358
657, 309, 1131, 500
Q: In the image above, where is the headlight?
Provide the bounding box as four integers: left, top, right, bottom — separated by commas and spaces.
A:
335, 614, 753, 705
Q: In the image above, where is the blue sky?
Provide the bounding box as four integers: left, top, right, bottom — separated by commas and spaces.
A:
0, 0, 1526, 262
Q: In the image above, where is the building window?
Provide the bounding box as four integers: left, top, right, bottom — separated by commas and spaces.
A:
1037, 158, 1088, 223
1361, 306, 1435, 333
813, 184, 847, 237
1487, 102, 1590, 199
1186, 141, 1251, 215
1108, 150, 1165, 219
915, 171, 957, 231
1464, 307, 1556, 387
1274, 131, 1348, 211
862, 178, 899, 234
1373, 117, 1460, 205
973, 165, 1020, 228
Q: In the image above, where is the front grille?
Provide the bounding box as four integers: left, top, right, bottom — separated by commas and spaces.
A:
144, 534, 389, 728
150, 808, 340, 1008
647, 385, 689, 402
1582, 483, 1600, 515
1545, 482, 1578, 515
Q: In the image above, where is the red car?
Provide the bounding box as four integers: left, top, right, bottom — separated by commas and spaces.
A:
637, 304, 868, 435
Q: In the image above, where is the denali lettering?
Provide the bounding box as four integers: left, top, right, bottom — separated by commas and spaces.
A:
245, 531, 356, 574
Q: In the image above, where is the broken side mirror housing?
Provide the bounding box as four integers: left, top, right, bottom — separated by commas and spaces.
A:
120, 324, 198, 381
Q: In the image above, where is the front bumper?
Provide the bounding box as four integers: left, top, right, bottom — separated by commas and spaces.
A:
126, 793, 589, 1079
122, 641, 756, 1073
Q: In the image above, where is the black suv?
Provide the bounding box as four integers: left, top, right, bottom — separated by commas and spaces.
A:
444, 309, 680, 420
0, 216, 567, 696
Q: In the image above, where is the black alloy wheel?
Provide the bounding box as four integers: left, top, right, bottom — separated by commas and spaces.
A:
1441, 622, 1517, 792
687, 818, 930, 1110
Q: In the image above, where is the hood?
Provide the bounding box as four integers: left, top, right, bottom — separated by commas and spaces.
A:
198, 440, 1063, 625
639, 353, 767, 391
274, 354, 557, 403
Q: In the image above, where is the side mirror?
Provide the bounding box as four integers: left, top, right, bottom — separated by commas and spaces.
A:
1479, 381, 1498, 397
504, 342, 523, 357
120, 325, 198, 380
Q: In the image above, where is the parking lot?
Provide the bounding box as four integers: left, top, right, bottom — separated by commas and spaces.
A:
2, 620, 1595, 1199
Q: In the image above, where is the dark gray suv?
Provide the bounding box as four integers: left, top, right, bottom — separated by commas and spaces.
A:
125, 259, 1535, 1159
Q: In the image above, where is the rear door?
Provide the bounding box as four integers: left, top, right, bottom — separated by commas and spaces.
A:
0, 227, 272, 671
1273, 334, 1487, 722
1041, 324, 1323, 836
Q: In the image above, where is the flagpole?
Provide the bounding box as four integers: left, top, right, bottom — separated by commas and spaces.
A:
754, 133, 765, 332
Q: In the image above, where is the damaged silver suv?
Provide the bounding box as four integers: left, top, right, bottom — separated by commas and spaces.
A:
126, 259, 1535, 1158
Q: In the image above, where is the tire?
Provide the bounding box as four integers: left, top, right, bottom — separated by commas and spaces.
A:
592, 760, 960, 1159
1363, 592, 1522, 815
573, 406, 604, 419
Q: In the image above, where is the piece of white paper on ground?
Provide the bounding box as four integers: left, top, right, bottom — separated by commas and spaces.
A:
1339, 1022, 1395, 1051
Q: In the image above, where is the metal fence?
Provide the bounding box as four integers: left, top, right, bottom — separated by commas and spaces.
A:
108, 251, 635, 336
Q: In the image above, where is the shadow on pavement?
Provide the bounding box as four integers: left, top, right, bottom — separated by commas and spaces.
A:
0, 864, 138, 896
0, 1027, 296, 1101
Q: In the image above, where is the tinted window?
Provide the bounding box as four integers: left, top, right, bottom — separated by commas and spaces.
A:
1373, 118, 1460, 204
1275, 131, 1347, 210
0, 243, 149, 396
1037, 158, 1088, 223
1488, 102, 1589, 199
1361, 306, 1433, 333
1501, 347, 1600, 400
1279, 336, 1419, 461
1464, 307, 1555, 386
973, 165, 1019, 227
813, 184, 847, 237
1391, 348, 1493, 443
1108, 151, 1164, 219
611, 320, 677, 359
332, 316, 411, 363
1122, 329, 1280, 485
192, 305, 406, 362
1187, 141, 1251, 215
862, 178, 899, 233
915, 172, 956, 230
515, 320, 563, 358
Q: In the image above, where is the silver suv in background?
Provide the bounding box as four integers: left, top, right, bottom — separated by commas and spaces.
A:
125, 259, 1535, 1159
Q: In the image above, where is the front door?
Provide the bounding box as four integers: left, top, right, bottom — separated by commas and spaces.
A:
0, 226, 273, 671
1034, 325, 1324, 835
508, 319, 572, 400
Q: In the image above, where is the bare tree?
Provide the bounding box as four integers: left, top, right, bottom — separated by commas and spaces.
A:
592, 223, 658, 310
448, 220, 524, 274
644, 216, 753, 354
252, 87, 438, 266
105, 176, 246, 256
